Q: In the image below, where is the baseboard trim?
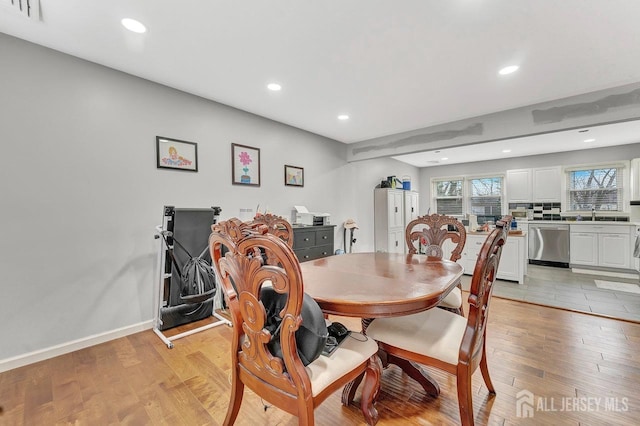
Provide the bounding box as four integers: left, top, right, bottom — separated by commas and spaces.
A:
0, 320, 154, 373
571, 268, 639, 280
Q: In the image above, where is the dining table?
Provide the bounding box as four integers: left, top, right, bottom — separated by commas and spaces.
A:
300, 252, 464, 403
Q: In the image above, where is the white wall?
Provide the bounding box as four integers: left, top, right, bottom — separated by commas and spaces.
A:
0, 34, 419, 365
418, 143, 640, 213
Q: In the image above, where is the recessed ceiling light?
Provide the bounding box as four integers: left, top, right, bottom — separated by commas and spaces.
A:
121, 18, 146, 34
337, 114, 349, 121
440, 157, 448, 161
502, 149, 512, 153
584, 138, 596, 143
498, 65, 519, 75
267, 83, 281, 91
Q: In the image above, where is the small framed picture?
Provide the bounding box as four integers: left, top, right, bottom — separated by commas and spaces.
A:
284, 165, 304, 187
156, 136, 198, 172
232, 143, 260, 186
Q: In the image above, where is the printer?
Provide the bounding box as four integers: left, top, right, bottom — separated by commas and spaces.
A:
292, 205, 331, 226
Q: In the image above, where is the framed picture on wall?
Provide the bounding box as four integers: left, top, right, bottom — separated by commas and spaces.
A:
232, 143, 260, 186
284, 165, 304, 187
156, 136, 198, 172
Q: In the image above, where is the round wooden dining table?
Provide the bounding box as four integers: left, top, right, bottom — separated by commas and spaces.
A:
300, 252, 464, 402
300, 252, 464, 317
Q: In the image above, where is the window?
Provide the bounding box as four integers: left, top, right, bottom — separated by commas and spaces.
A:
434, 178, 463, 216
566, 165, 624, 211
469, 177, 503, 219
432, 175, 504, 222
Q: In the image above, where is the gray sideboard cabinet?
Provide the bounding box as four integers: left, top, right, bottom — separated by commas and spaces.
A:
292, 225, 335, 262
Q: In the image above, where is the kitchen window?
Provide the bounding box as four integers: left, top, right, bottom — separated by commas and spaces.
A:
469, 177, 503, 219
434, 178, 464, 216
432, 175, 504, 222
565, 164, 625, 212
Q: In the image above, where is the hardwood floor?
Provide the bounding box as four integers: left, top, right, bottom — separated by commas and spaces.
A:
1, 297, 639, 425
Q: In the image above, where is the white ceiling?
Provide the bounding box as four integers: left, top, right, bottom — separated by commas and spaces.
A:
2, 1, 640, 163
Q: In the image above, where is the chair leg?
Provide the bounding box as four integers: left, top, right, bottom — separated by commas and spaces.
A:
360, 355, 382, 426
479, 344, 496, 395
456, 368, 474, 426
341, 372, 364, 406
298, 402, 314, 426
223, 368, 244, 426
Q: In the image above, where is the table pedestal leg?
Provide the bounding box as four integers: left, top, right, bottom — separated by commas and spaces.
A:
342, 350, 440, 404
387, 353, 440, 397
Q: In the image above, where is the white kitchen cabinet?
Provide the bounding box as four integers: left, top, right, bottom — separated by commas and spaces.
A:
496, 238, 523, 282
374, 188, 407, 253
532, 166, 562, 202
570, 224, 632, 270
569, 232, 598, 266
506, 169, 532, 203
460, 235, 483, 274
506, 166, 561, 203
598, 233, 631, 269
461, 233, 526, 283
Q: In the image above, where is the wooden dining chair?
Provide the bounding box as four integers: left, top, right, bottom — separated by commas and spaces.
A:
210, 218, 382, 426
405, 213, 467, 315
250, 213, 294, 265
367, 216, 512, 426
251, 212, 294, 247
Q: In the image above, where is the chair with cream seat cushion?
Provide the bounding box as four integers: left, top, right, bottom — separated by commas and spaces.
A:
210, 218, 382, 426
367, 216, 512, 426
405, 213, 467, 315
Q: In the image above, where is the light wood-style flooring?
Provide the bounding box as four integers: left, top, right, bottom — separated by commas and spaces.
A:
469, 264, 640, 322
1, 296, 639, 425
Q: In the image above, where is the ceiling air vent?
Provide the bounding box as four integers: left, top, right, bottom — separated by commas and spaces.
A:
0, 0, 40, 21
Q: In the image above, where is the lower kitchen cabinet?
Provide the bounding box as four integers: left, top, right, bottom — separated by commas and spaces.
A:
598, 232, 631, 269
292, 225, 335, 262
570, 224, 631, 270
459, 233, 526, 284
569, 232, 598, 266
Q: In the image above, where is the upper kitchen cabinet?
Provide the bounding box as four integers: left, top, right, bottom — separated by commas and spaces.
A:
506, 169, 533, 203
532, 166, 562, 202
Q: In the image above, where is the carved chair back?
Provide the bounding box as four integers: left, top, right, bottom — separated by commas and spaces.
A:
250, 213, 294, 247
405, 214, 467, 261
460, 216, 512, 369
250, 213, 294, 265
209, 218, 310, 402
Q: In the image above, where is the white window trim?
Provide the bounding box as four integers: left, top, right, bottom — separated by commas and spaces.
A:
431, 175, 465, 217
430, 173, 506, 218
561, 161, 629, 214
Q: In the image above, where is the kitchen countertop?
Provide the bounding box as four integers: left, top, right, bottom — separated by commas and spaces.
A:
468, 230, 527, 237
518, 220, 638, 226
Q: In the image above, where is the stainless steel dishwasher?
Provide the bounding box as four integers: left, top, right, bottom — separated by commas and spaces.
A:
528, 223, 570, 267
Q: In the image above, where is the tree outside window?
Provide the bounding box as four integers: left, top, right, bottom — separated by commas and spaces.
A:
568, 167, 621, 211
434, 179, 463, 216
469, 177, 502, 218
